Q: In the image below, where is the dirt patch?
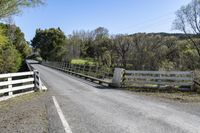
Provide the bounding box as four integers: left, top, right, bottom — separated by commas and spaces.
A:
0, 92, 48, 133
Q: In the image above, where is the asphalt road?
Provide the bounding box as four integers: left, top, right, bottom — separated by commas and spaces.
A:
32, 64, 200, 133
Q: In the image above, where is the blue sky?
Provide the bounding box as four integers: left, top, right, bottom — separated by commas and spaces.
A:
14, 0, 191, 41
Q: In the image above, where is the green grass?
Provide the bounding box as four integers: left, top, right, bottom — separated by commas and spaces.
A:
71, 59, 94, 65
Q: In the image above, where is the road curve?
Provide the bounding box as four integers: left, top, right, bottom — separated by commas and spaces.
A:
32, 64, 200, 133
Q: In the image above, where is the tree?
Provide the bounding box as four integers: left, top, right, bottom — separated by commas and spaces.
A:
31, 28, 66, 61
0, 44, 22, 73
173, 0, 200, 56
0, 0, 43, 73
127, 34, 179, 70
114, 35, 132, 68
0, 26, 22, 73
0, 23, 32, 58
0, 0, 43, 20
0, 28, 7, 44
93, 27, 112, 66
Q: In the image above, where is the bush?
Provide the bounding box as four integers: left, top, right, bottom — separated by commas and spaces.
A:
71, 59, 94, 65
0, 44, 22, 73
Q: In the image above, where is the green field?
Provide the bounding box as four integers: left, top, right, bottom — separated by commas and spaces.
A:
71, 59, 94, 65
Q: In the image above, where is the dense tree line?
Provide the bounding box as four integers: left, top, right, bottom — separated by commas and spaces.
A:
31, 28, 66, 61
0, 24, 32, 73
31, 26, 200, 71
0, 0, 43, 73
173, 0, 200, 57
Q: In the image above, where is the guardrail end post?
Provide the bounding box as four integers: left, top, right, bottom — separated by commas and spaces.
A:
111, 68, 125, 88
33, 70, 41, 91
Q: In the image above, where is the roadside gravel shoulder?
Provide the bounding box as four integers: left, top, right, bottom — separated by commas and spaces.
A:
0, 92, 48, 133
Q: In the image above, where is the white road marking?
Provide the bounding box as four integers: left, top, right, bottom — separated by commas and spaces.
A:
52, 96, 73, 133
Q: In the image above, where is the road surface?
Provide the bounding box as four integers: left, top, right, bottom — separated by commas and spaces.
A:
32, 64, 200, 133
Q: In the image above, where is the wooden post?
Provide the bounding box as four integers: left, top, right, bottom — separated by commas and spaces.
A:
75, 64, 77, 72
191, 71, 195, 91
77, 64, 79, 73
157, 73, 161, 89
64, 62, 66, 70
88, 65, 92, 76
67, 63, 69, 70
79, 65, 81, 73
71, 64, 74, 71
95, 65, 98, 74
74, 64, 76, 72
83, 64, 86, 73
8, 77, 13, 96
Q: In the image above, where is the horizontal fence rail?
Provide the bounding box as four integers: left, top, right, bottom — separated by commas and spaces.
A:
0, 70, 43, 100
123, 70, 194, 88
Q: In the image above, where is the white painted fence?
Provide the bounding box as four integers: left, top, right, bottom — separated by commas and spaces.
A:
0, 71, 41, 100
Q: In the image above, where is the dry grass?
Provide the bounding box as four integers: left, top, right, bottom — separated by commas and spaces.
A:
0, 92, 48, 133
0, 92, 44, 110
128, 88, 200, 102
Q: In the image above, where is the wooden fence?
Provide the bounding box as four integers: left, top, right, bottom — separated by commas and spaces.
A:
123, 70, 194, 88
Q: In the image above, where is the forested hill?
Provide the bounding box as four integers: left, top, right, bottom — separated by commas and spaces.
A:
130, 32, 198, 40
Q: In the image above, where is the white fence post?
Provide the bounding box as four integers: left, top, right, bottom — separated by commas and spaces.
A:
8, 77, 13, 96
111, 68, 125, 87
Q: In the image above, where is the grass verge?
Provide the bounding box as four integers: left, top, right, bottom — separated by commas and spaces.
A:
0, 92, 44, 110
128, 88, 200, 102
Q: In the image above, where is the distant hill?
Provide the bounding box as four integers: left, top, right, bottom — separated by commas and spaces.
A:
130, 32, 198, 40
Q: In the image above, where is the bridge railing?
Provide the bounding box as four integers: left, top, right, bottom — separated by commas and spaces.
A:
43, 61, 113, 79
26, 60, 47, 91
42, 61, 112, 86
41, 61, 195, 90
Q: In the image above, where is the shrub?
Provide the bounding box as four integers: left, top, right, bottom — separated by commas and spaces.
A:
0, 44, 22, 73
